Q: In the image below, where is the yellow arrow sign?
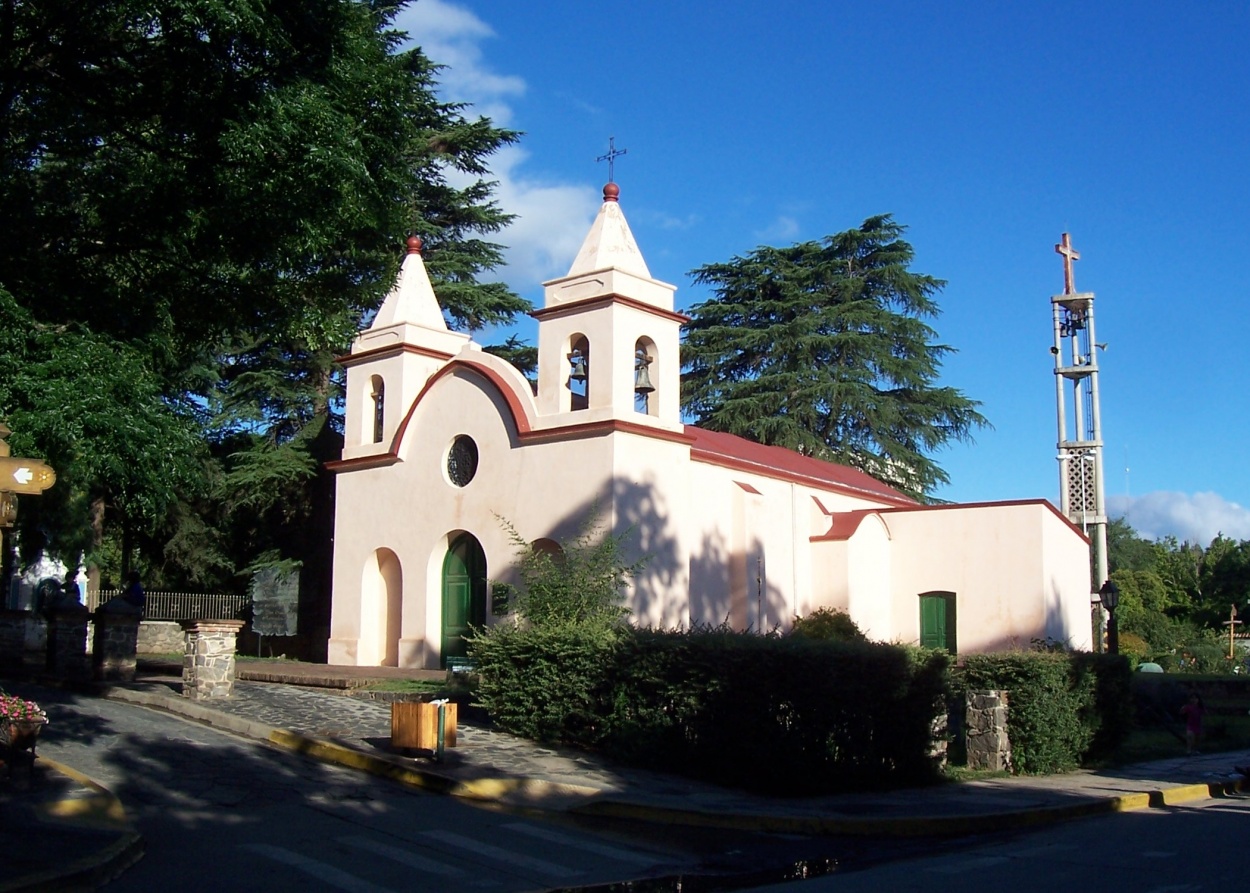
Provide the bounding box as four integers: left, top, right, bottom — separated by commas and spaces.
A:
0, 457, 56, 494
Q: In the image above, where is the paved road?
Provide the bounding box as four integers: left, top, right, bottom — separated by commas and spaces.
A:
744, 792, 1250, 893
29, 686, 701, 893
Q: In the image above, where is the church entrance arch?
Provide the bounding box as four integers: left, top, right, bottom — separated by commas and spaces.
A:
441, 533, 487, 667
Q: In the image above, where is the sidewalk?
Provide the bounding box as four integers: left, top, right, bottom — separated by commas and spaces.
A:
6, 658, 1250, 891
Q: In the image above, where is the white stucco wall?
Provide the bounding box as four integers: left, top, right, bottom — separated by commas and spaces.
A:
881, 502, 1092, 652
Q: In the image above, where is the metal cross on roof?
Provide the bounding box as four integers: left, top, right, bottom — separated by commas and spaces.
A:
596, 136, 627, 183
1055, 232, 1081, 295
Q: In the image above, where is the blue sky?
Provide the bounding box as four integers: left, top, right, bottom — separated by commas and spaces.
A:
396, 0, 1250, 545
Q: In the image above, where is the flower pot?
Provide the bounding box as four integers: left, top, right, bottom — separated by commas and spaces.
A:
2, 719, 45, 753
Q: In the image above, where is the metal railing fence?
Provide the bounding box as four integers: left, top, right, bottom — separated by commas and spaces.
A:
87, 589, 250, 622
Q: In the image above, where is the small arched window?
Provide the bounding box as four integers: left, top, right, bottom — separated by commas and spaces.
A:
370, 376, 385, 443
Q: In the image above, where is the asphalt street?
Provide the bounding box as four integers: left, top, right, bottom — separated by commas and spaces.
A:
29, 686, 704, 893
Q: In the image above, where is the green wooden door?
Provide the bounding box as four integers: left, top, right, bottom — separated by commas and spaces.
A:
441, 535, 486, 666
919, 592, 957, 652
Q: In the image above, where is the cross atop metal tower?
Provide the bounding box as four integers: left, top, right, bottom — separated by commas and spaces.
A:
1050, 232, 1109, 609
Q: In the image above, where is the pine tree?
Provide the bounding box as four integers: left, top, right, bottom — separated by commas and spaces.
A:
682, 215, 987, 499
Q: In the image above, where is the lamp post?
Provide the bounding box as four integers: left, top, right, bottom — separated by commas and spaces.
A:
1099, 580, 1120, 655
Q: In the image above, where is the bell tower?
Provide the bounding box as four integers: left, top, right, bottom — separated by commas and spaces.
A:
1050, 233, 1108, 595
533, 181, 686, 431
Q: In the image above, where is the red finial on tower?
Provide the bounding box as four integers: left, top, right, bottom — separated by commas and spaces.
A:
406, 234, 423, 255
603, 182, 620, 203
1055, 232, 1080, 295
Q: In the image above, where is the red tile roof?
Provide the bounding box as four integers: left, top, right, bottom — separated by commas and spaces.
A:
685, 426, 918, 506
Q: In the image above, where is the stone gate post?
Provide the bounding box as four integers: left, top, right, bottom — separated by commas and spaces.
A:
92, 598, 142, 682
181, 619, 246, 700
0, 609, 26, 668
965, 689, 1012, 772
45, 602, 90, 681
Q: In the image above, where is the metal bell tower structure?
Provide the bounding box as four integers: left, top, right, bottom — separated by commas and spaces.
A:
1051, 233, 1108, 597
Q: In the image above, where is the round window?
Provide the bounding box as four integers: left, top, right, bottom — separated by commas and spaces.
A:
446, 435, 479, 487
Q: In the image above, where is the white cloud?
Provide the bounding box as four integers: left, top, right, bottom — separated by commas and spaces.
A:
753, 215, 800, 242
393, 0, 524, 125
392, 1, 596, 293
489, 147, 599, 286
1107, 491, 1250, 545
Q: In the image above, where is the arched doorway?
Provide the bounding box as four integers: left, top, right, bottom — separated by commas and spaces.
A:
441, 534, 487, 667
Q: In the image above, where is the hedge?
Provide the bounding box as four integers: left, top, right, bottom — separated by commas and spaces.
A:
958, 652, 1132, 773
471, 623, 951, 795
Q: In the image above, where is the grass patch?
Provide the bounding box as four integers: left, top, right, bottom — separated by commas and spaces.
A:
358, 678, 473, 696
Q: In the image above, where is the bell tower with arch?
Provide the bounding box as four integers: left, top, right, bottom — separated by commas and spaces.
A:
533, 182, 686, 432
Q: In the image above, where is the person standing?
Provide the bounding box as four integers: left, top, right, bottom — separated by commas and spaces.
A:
121, 570, 145, 611
1180, 693, 1205, 755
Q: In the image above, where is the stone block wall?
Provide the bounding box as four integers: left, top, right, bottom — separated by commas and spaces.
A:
182, 620, 246, 700
966, 689, 1012, 772
137, 621, 184, 654
0, 610, 25, 667
92, 609, 141, 682
46, 605, 91, 681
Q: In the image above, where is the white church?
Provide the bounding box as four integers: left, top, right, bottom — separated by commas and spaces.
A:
326, 182, 1094, 668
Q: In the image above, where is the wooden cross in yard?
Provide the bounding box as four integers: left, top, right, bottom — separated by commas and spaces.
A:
1225, 604, 1242, 660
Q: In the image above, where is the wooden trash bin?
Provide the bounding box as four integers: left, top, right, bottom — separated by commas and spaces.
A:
391, 701, 457, 751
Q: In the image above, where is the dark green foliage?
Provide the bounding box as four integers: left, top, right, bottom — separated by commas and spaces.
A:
682, 215, 988, 499
494, 512, 641, 630
0, 0, 524, 589
789, 607, 868, 643
959, 652, 1132, 773
467, 622, 623, 745
470, 623, 951, 795
1070, 652, 1135, 762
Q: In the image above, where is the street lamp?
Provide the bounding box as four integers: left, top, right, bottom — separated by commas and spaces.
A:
1099, 579, 1120, 655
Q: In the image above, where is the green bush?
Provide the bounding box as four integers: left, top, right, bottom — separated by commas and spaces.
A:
468, 621, 623, 744
789, 607, 868, 643
1177, 642, 1228, 674
959, 652, 1131, 773
470, 622, 951, 794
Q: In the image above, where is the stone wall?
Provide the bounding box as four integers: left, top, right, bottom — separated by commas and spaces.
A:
137, 621, 184, 655
0, 610, 25, 667
965, 689, 1012, 772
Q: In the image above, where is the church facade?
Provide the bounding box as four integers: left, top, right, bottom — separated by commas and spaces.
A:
327, 183, 1093, 668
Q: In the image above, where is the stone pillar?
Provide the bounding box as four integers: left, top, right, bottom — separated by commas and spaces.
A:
0, 609, 26, 668
92, 597, 142, 682
45, 603, 91, 681
181, 620, 246, 700
965, 689, 1012, 773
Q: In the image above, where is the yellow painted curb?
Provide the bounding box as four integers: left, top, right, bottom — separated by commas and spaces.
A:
1109, 791, 1152, 812
267, 729, 603, 807
265, 724, 1250, 837
1154, 783, 1214, 806
34, 757, 131, 831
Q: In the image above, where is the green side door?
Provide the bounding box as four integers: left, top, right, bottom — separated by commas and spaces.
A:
441, 535, 487, 666
919, 592, 957, 652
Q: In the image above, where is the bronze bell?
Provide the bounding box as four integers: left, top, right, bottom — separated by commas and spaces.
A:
634, 352, 655, 394
568, 349, 587, 383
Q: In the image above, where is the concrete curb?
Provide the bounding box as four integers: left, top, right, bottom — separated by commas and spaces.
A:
574, 776, 1250, 838
0, 757, 144, 893
99, 684, 1250, 837
104, 684, 605, 808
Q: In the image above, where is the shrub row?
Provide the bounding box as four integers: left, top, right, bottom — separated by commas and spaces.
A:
958, 651, 1133, 773
471, 624, 951, 795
